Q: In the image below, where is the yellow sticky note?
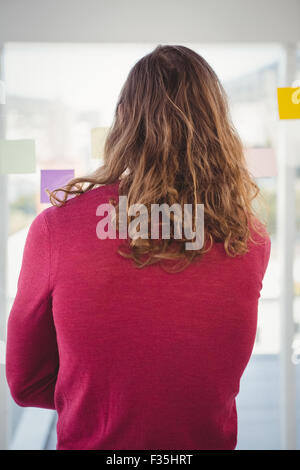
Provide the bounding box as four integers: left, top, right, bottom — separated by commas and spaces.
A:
277, 87, 300, 119
91, 127, 110, 159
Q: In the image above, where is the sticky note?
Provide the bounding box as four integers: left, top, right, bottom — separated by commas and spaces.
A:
0, 139, 36, 174
245, 148, 277, 178
0, 80, 5, 104
277, 87, 300, 119
40, 169, 75, 203
91, 127, 110, 159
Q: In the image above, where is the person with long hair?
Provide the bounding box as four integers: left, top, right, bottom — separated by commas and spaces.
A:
6, 45, 270, 450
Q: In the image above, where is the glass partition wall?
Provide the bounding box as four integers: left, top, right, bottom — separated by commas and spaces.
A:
0, 43, 299, 450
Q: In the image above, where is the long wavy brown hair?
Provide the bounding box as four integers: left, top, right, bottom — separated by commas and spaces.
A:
49, 44, 264, 272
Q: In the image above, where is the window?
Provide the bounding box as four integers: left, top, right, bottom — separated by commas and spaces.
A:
2, 43, 299, 449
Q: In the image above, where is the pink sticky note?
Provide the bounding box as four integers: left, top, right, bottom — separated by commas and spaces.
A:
244, 148, 277, 178
40, 169, 75, 203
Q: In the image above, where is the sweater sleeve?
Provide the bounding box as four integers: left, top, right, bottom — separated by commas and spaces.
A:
6, 211, 59, 409
262, 233, 271, 278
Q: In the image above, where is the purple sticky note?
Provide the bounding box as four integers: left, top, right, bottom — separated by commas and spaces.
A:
40, 169, 75, 203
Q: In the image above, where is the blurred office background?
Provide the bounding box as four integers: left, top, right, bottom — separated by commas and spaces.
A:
0, 0, 300, 450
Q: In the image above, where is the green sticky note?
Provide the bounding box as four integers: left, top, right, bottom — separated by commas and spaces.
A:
0, 139, 36, 174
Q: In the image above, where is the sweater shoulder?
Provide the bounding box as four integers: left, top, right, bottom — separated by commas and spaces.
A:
247, 216, 271, 277
248, 216, 271, 247
41, 181, 120, 225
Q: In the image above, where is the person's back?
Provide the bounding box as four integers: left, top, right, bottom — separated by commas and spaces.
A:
6, 45, 271, 450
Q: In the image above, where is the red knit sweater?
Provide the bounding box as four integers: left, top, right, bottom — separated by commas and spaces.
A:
6, 181, 271, 450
